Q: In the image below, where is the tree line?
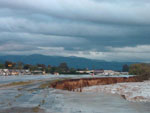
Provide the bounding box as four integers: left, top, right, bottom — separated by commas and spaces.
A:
122, 63, 150, 80
0, 61, 79, 74
129, 63, 150, 80
2, 61, 149, 78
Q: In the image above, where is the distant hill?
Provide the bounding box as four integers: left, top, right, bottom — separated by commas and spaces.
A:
0, 54, 135, 71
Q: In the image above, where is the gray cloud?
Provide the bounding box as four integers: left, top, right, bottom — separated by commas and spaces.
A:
0, 0, 150, 25
0, 0, 150, 61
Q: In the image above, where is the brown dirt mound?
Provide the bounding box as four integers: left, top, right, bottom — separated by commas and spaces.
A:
50, 77, 142, 92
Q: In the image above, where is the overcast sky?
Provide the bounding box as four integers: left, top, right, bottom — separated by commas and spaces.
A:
0, 0, 150, 62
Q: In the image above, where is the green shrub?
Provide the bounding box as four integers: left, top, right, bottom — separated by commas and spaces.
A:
129, 63, 150, 80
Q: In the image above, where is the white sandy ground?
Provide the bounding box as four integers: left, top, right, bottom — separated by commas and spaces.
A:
0, 74, 132, 84
82, 80, 150, 102
0, 75, 150, 113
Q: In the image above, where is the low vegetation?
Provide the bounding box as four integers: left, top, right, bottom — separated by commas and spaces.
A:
39, 78, 68, 89
129, 63, 150, 80
15, 94, 23, 98
0, 81, 33, 88
32, 106, 40, 112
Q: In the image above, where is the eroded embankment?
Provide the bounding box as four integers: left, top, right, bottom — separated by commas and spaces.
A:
50, 77, 142, 92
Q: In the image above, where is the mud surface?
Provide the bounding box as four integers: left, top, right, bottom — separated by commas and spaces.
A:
0, 107, 45, 113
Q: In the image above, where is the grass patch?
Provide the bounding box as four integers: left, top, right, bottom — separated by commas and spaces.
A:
15, 94, 23, 98
8, 102, 12, 106
41, 99, 45, 105
17, 88, 23, 91
0, 81, 33, 88
32, 106, 40, 112
39, 78, 69, 89
27, 88, 37, 93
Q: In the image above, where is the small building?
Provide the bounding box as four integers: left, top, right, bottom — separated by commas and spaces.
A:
10, 71, 19, 75
31, 70, 45, 75
54, 72, 59, 75
76, 70, 94, 74
94, 69, 104, 75
121, 72, 129, 75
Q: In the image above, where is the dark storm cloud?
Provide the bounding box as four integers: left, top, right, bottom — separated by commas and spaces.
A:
0, 0, 150, 61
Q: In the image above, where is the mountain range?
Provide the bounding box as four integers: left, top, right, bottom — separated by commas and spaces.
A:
0, 54, 135, 71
